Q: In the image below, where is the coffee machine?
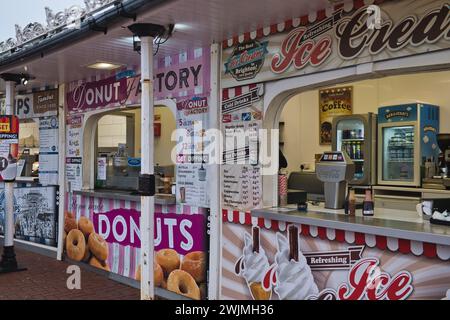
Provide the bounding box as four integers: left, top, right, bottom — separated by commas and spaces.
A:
437, 134, 450, 188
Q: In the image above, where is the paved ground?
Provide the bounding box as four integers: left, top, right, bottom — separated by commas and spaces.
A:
0, 248, 140, 300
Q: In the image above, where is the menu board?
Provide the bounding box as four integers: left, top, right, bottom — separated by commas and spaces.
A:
66, 115, 83, 191
175, 97, 210, 208
223, 165, 262, 211
221, 84, 264, 211
39, 116, 59, 186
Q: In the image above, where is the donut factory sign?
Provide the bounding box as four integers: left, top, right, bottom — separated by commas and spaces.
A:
221, 0, 450, 88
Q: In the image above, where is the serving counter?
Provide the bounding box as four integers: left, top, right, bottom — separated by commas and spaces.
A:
221, 204, 450, 300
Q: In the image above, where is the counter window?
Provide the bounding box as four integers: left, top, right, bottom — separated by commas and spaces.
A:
18, 119, 40, 178
93, 106, 176, 193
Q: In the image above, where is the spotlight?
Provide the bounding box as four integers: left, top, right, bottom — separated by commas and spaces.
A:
21, 77, 28, 85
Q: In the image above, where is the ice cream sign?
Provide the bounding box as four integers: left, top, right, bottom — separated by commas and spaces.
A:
0, 116, 19, 182
236, 226, 414, 300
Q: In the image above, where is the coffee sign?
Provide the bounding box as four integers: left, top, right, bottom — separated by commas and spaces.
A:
222, 0, 450, 88
13, 89, 59, 119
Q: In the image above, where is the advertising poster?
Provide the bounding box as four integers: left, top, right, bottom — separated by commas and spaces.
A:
175, 96, 210, 208
221, 84, 264, 211
0, 115, 19, 182
222, 223, 450, 300
319, 86, 353, 145
222, 0, 450, 88
66, 195, 209, 300
39, 116, 59, 186
0, 186, 58, 247
66, 115, 83, 191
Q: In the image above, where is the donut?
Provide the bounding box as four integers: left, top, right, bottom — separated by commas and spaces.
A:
89, 256, 110, 272
78, 216, 94, 238
167, 270, 200, 300
88, 233, 109, 261
66, 229, 86, 261
82, 245, 91, 262
64, 216, 77, 234
63, 230, 67, 248
156, 249, 180, 276
135, 262, 164, 287
181, 251, 206, 283
199, 282, 207, 300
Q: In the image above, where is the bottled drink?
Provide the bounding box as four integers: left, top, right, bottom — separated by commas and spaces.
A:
362, 189, 374, 216
356, 142, 361, 159
348, 189, 356, 216
352, 142, 357, 160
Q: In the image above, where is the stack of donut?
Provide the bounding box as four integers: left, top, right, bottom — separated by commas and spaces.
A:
64, 212, 110, 271
135, 249, 206, 300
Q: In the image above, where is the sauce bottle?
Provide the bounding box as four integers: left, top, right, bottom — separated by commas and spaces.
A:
348, 189, 356, 216
362, 189, 374, 216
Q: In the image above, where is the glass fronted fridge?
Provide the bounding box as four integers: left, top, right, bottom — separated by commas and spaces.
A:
378, 103, 440, 187
332, 113, 377, 185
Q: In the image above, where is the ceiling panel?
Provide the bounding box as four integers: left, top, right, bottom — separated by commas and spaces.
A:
0, 0, 333, 92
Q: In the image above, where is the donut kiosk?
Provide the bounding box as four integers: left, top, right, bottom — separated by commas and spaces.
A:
63, 47, 211, 300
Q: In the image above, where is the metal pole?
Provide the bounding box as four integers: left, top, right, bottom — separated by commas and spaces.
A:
207, 43, 222, 299
140, 35, 155, 300
0, 80, 21, 272
56, 84, 66, 261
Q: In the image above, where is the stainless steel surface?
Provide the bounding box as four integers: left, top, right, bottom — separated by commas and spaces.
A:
73, 189, 176, 205
251, 207, 450, 246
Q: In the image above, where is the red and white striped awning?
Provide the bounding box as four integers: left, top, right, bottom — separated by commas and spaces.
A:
222, 0, 389, 49
222, 209, 450, 261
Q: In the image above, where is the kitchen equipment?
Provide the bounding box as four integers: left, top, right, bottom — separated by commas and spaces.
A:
332, 113, 377, 185
378, 103, 440, 187
316, 151, 355, 209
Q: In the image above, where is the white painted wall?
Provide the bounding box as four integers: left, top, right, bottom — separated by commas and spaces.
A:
281, 70, 450, 172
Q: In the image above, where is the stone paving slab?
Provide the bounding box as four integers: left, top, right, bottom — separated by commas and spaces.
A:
0, 248, 139, 300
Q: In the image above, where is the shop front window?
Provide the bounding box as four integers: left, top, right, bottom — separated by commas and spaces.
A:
18, 119, 40, 178
93, 107, 176, 192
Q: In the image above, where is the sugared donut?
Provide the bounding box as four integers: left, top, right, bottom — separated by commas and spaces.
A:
181, 251, 206, 283
66, 229, 86, 261
82, 245, 91, 262
135, 262, 164, 287
89, 256, 110, 272
64, 215, 77, 234
167, 270, 200, 300
78, 216, 94, 238
88, 233, 109, 261
156, 249, 180, 276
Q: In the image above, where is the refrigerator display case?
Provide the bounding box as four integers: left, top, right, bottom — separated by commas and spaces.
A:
378, 103, 440, 187
332, 113, 377, 185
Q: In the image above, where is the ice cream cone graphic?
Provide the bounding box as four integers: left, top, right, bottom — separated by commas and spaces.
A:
236, 227, 272, 300
273, 225, 319, 300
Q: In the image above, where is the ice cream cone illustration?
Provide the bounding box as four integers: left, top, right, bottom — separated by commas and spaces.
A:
237, 227, 272, 300
273, 225, 319, 300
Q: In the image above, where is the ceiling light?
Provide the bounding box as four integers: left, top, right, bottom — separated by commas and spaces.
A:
174, 23, 191, 31
21, 77, 28, 85
86, 62, 123, 70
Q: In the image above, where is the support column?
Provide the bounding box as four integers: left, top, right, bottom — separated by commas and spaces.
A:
129, 22, 166, 301
0, 80, 25, 273
139, 35, 155, 300
207, 43, 222, 299
57, 84, 66, 261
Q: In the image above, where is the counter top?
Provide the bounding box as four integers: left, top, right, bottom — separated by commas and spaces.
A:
74, 190, 176, 205
252, 204, 450, 246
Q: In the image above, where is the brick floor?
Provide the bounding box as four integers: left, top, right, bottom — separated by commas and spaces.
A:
0, 248, 139, 300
